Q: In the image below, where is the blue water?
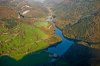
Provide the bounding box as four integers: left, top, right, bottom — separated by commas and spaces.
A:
47, 28, 74, 56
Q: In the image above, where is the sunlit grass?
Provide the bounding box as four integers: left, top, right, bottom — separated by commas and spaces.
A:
0, 21, 50, 60
34, 21, 50, 28
0, 17, 61, 60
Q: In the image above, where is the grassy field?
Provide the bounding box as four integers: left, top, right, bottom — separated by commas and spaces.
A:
34, 21, 50, 27
0, 18, 60, 60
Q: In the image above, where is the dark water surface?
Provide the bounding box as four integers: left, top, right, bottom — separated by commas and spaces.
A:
47, 27, 74, 56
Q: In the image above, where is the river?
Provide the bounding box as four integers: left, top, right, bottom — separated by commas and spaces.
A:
46, 15, 74, 56
47, 27, 74, 56
46, 7, 74, 56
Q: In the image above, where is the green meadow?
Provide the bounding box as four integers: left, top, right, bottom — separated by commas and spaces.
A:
0, 18, 59, 60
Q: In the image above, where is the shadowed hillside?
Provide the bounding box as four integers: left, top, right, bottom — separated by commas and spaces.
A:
53, 0, 100, 28
63, 11, 100, 43
45, 0, 100, 48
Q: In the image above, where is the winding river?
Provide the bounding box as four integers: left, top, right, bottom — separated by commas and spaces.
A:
47, 20, 74, 56
48, 27, 74, 56
46, 7, 74, 56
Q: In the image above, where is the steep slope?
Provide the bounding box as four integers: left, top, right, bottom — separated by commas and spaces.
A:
49, 0, 100, 45
54, 0, 100, 28
63, 11, 100, 44
0, 0, 48, 18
